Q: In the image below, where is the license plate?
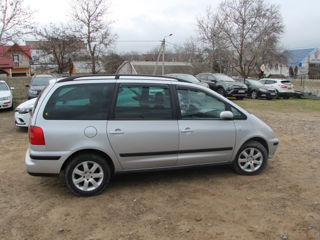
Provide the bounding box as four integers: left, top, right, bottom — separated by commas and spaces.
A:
288, 88, 292, 90
270, 93, 275, 95
238, 90, 245, 93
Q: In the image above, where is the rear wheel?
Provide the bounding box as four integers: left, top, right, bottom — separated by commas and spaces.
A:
65, 154, 111, 196
251, 91, 258, 99
233, 141, 267, 175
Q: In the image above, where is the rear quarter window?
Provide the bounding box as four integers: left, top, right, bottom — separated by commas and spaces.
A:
43, 83, 115, 120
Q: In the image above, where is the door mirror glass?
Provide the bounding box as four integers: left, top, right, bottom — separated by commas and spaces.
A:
220, 111, 234, 120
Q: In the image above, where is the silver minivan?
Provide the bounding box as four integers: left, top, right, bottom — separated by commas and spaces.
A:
26, 75, 279, 196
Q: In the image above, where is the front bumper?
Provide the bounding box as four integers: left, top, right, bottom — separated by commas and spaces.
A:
267, 138, 279, 158
15, 111, 32, 127
226, 89, 248, 97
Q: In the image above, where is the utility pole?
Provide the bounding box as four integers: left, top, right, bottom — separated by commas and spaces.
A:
153, 34, 173, 75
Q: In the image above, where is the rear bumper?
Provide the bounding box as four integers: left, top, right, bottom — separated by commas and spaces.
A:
25, 149, 65, 175
0, 100, 12, 109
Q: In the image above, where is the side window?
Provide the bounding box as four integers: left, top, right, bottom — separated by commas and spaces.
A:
198, 74, 207, 81
230, 106, 246, 120
43, 83, 114, 120
114, 85, 173, 120
207, 75, 216, 81
177, 88, 226, 119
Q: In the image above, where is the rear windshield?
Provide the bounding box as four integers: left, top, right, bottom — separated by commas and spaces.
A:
0, 82, 9, 91
32, 76, 54, 86
281, 80, 291, 84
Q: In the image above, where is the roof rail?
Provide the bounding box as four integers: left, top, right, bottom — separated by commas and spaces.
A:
57, 74, 190, 83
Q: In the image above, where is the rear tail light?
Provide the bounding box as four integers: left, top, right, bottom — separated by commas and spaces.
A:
29, 126, 45, 145
278, 84, 287, 88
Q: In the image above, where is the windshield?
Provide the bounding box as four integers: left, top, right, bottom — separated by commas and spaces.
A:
0, 82, 9, 91
31, 76, 53, 86
247, 79, 263, 87
169, 74, 200, 83
214, 74, 235, 82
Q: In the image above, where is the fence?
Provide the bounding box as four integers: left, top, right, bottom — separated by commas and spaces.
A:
291, 78, 320, 97
4, 77, 31, 101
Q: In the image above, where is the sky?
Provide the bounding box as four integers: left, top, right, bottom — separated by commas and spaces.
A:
24, 0, 320, 53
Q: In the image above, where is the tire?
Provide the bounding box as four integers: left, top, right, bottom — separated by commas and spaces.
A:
236, 97, 244, 100
251, 91, 258, 99
65, 153, 111, 196
233, 141, 267, 175
216, 88, 225, 96
275, 90, 280, 99
283, 96, 290, 99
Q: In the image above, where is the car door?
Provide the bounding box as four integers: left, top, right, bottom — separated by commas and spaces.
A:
176, 86, 236, 166
107, 84, 179, 170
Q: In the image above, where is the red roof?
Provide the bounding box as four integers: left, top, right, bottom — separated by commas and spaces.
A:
0, 44, 31, 69
0, 44, 32, 59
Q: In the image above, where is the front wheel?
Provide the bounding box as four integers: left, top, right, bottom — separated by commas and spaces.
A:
216, 88, 225, 96
233, 141, 267, 175
65, 154, 111, 196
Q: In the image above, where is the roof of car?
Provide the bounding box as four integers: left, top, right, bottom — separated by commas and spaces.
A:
57, 74, 189, 83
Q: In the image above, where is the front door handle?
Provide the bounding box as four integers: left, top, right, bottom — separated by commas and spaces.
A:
181, 127, 193, 134
109, 128, 124, 135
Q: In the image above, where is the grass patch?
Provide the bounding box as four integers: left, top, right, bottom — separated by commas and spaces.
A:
234, 98, 320, 113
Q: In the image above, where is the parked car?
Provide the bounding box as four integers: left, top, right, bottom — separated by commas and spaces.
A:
26, 75, 279, 196
0, 80, 14, 110
26, 74, 55, 99
259, 78, 295, 99
235, 78, 277, 99
15, 98, 36, 127
196, 73, 248, 99
164, 73, 209, 88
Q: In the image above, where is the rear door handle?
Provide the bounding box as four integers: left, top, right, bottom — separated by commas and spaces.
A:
109, 128, 124, 135
181, 127, 193, 134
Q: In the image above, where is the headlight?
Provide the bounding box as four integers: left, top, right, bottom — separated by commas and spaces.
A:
15, 108, 32, 114
0, 96, 10, 101
259, 88, 267, 92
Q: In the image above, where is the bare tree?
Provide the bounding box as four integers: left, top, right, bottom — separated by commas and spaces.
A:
35, 24, 84, 74
102, 52, 123, 74
71, 0, 116, 73
0, 0, 34, 44
218, 0, 284, 78
197, 7, 229, 73
198, 0, 284, 78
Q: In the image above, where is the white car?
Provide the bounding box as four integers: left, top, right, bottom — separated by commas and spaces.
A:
259, 78, 295, 99
0, 80, 13, 110
15, 98, 36, 127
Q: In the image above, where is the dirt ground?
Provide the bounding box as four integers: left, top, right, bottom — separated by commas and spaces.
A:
0, 107, 319, 240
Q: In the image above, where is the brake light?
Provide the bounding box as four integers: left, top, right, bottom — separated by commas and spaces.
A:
279, 84, 287, 88
29, 126, 45, 145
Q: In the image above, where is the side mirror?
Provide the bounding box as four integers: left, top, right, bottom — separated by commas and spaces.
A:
25, 84, 30, 87
220, 111, 234, 120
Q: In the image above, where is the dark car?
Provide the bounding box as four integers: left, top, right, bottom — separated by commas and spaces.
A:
235, 78, 277, 99
26, 74, 55, 99
196, 73, 248, 99
164, 73, 209, 88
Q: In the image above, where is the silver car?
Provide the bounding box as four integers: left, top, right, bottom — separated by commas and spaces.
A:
26, 75, 279, 196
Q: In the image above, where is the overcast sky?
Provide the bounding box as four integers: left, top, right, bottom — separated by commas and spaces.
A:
25, 0, 320, 53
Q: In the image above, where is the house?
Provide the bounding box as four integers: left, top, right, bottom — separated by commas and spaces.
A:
264, 48, 320, 79
116, 61, 193, 75
26, 40, 87, 74
0, 44, 32, 77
